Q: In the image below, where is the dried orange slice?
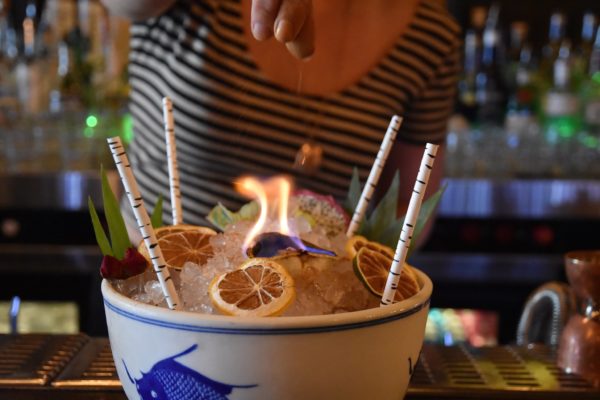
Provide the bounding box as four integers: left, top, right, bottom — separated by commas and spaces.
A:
154, 224, 212, 240
346, 235, 395, 259
138, 226, 216, 270
353, 247, 419, 302
209, 258, 295, 317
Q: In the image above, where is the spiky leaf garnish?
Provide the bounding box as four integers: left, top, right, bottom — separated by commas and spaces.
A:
88, 166, 155, 279
88, 197, 113, 257
344, 168, 445, 255
151, 195, 164, 228
342, 167, 362, 214
100, 165, 130, 260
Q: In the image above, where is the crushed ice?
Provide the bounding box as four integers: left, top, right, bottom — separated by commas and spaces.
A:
114, 213, 378, 315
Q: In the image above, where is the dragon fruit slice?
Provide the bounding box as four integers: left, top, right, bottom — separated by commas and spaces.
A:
292, 190, 350, 237
100, 247, 148, 279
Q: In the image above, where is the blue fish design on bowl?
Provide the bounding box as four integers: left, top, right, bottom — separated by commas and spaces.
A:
122, 344, 257, 400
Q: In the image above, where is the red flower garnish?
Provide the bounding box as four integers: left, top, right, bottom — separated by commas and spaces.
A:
100, 247, 148, 279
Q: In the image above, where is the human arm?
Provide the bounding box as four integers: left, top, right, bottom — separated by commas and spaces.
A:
100, 0, 176, 21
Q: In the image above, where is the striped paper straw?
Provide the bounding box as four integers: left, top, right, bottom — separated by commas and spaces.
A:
107, 136, 181, 310
162, 97, 183, 225
381, 143, 439, 306
346, 115, 403, 237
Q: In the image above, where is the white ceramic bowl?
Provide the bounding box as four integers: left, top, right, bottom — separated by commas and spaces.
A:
102, 269, 432, 400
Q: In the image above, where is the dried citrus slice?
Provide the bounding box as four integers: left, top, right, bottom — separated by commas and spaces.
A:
138, 226, 216, 270
209, 258, 295, 317
346, 235, 395, 259
154, 224, 213, 240
353, 247, 419, 302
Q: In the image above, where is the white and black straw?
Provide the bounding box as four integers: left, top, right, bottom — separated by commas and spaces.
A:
107, 136, 181, 310
163, 97, 183, 225
381, 143, 439, 306
346, 115, 403, 238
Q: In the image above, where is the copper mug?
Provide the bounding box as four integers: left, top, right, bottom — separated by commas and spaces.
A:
557, 251, 600, 387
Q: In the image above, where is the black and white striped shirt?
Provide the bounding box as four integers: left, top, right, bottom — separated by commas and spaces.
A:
127, 0, 460, 225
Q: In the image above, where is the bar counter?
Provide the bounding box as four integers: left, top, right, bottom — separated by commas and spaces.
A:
0, 334, 598, 400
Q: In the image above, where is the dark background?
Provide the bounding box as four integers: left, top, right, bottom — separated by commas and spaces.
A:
448, 0, 600, 49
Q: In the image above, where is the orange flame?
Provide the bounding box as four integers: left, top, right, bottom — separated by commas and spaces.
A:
235, 176, 294, 252
275, 177, 291, 235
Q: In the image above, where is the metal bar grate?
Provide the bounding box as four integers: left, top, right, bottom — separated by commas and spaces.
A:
0, 334, 89, 387
408, 344, 598, 399
53, 338, 121, 389
0, 334, 598, 399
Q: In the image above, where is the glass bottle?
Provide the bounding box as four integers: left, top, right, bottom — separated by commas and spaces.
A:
506, 44, 537, 131
13, 0, 45, 115
573, 12, 597, 91
540, 12, 567, 90
542, 40, 581, 178
579, 29, 600, 148
457, 29, 479, 122
475, 25, 506, 126
506, 21, 529, 95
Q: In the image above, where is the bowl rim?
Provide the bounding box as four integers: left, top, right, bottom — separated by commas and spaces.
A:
102, 268, 432, 334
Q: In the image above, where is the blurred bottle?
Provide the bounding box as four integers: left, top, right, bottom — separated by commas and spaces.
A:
475, 4, 507, 126
505, 21, 529, 94
581, 30, 600, 138
470, 6, 488, 37
457, 29, 479, 122
543, 40, 581, 146
506, 44, 537, 131
508, 22, 529, 63
540, 12, 567, 89
573, 12, 598, 90
456, 6, 488, 123
13, 0, 45, 115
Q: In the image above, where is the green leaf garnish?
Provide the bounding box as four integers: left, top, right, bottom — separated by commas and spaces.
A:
344, 167, 445, 255
365, 172, 400, 239
343, 167, 362, 215
151, 195, 164, 228
207, 202, 237, 231
101, 166, 130, 260
88, 197, 113, 257
409, 184, 446, 256
238, 201, 259, 220
207, 201, 259, 231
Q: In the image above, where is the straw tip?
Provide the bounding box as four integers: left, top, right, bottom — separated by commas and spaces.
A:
390, 115, 404, 130
162, 96, 172, 105
425, 143, 440, 151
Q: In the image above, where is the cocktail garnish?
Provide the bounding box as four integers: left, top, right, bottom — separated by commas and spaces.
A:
246, 232, 336, 258
343, 169, 445, 255
209, 258, 295, 317
207, 201, 259, 231
150, 195, 164, 228
101, 248, 148, 279
353, 247, 419, 302
88, 166, 153, 279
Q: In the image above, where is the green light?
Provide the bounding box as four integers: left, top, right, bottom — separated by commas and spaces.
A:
121, 113, 134, 144
86, 115, 98, 128
582, 135, 599, 149
84, 127, 95, 138
555, 118, 578, 139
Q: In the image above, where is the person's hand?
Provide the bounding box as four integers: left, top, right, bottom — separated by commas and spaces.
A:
251, 0, 315, 59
